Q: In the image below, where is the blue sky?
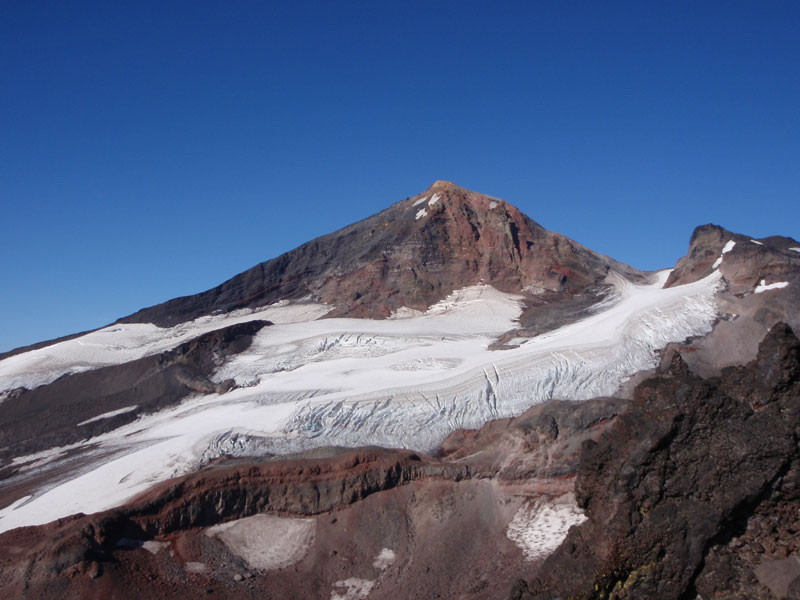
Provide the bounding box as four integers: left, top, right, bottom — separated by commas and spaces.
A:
1, 1, 799, 351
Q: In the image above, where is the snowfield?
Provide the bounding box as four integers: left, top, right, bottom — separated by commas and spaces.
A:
0, 269, 723, 532
0, 301, 331, 393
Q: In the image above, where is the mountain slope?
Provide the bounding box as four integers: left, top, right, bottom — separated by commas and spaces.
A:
121, 180, 643, 327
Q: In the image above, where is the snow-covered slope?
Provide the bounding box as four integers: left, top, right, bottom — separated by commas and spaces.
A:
0, 269, 721, 533
0, 302, 330, 394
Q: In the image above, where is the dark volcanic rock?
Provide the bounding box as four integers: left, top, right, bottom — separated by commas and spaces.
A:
666, 223, 800, 293
515, 323, 800, 600
120, 181, 643, 327
663, 224, 800, 379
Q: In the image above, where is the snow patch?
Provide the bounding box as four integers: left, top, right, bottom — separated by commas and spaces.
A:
424, 284, 522, 321
751, 239, 764, 245
415, 208, 428, 220
412, 196, 428, 207
185, 562, 207, 573
142, 540, 168, 555
506, 495, 586, 561
790, 248, 800, 253
331, 578, 375, 600
713, 240, 737, 269
428, 193, 441, 206
11, 445, 70, 468
754, 280, 789, 294
116, 538, 167, 554
373, 548, 396, 570
78, 405, 138, 426
522, 285, 548, 295
206, 514, 315, 571
489, 200, 498, 209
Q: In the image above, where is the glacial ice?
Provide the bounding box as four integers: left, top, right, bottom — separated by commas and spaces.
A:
0, 270, 723, 532
207, 271, 722, 455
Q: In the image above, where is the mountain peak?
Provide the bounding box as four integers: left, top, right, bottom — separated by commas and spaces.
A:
407, 180, 507, 223
122, 184, 641, 326
421, 179, 502, 203
427, 179, 468, 193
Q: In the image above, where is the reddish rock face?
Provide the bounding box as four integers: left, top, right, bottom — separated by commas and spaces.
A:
121, 181, 639, 327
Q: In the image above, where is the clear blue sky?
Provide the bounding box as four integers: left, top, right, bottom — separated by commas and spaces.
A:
2, 1, 799, 352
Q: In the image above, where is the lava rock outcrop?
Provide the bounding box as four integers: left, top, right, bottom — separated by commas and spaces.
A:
515, 322, 800, 600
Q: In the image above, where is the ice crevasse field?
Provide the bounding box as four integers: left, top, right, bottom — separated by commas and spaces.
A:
0, 268, 723, 532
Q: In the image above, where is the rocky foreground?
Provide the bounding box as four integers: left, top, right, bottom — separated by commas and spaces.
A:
517, 322, 800, 600
1, 323, 797, 599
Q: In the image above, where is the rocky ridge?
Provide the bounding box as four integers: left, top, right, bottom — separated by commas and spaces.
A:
664, 224, 800, 378
515, 322, 800, 600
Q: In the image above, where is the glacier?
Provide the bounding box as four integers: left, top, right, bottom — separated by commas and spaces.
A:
0, 269, 722, 532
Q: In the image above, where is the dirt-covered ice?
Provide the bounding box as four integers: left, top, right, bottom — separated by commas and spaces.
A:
205, 514, 316, 570
506, 495, 587, 561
